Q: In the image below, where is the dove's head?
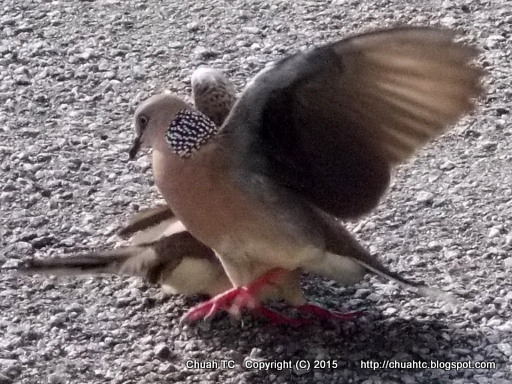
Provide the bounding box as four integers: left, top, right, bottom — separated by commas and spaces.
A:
129, 92, 190, 159
191, 67, 227, 92
129, 92, 218, 160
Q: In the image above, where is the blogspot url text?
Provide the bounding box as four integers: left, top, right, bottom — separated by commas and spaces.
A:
360, 360, 497, 371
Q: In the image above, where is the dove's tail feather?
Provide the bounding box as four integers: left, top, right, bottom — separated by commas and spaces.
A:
352, 258, 457, 303
18, 246, 161, 281
315, 214, 457, 303
18, 231, 231, 298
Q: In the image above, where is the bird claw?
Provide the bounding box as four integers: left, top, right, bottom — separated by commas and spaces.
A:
181, 286, 251, 323
182, 297, 361, 326
181, 268, 288, 324
181, 285, 266, 323
255, 306, 311, 327
181, 268, 361, 326
296, 303, 363, 322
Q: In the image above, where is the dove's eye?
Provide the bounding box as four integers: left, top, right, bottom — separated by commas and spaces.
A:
138, 114, 149, 130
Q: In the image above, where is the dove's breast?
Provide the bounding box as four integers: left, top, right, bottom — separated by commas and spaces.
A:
151, 143, 324, 286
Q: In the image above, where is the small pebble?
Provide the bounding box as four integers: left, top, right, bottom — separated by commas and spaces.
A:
416, 191, 434, 203
241, 26, 259, 34
154, 344, 171, 359
488, 227, 501, 238
497, 343, 512, 357
463, 302, 481, 313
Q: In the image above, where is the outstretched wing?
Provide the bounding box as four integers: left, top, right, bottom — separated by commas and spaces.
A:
222, 26, 484, 219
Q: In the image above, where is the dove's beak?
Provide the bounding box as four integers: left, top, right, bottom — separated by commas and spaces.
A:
128, 135, 142, 160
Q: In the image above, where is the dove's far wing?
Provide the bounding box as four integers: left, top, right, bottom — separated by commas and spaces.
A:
223, 26, 484, 219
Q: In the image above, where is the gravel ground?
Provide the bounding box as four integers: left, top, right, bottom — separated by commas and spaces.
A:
1, 0, 511, 383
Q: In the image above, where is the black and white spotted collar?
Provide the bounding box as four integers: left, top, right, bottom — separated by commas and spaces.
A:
166, 109, 219, 158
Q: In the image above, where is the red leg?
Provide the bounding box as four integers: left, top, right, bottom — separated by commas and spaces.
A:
183, 287, 243, 323
181, 268, 287, 324
296, 303, 363, 322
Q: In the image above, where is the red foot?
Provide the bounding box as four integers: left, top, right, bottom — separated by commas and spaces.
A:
181, 268, 287, 324
181, 286, 254, 323
255, 306, 309, 327
296, 303, 363, 322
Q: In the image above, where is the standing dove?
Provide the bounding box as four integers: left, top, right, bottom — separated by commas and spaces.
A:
128, 26, 484, 323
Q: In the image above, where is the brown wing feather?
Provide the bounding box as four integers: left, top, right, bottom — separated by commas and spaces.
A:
118, 205, 175, 239
332, 27, 483, 164
226, 26, 484, 219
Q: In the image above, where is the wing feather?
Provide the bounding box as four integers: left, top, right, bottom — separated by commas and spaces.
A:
223, 26, 484, 218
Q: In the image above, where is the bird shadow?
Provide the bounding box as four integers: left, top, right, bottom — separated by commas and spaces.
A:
187, 308, 459, 360
173, 277, 505, 382
178, 307, 500, 382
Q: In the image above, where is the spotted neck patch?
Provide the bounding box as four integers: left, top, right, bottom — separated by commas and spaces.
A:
166, 109, 219, 158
